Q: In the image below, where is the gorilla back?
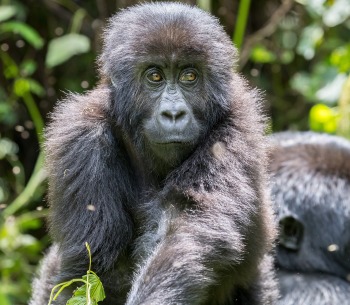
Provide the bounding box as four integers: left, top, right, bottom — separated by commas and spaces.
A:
270, 132, 350, 305
30, 3, 277, 305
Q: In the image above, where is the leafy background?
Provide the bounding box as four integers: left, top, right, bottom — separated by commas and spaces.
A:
0, 0, 349, 304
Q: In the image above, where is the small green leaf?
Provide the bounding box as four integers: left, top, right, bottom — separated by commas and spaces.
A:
46, 34, 90, 68
0, 21, 44, 49
68, 273, 105, 304
83, 273, 106, 301
0, 6, 17, 22
66, 295, 95, 305
48, 243, 106, 305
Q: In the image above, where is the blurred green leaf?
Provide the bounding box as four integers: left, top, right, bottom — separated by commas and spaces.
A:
297, 24, 324, 60
295, 0, 326, 16
0, 101, 17, 126
46, 34, 90, 68
330, 44, 350, 72
0, 5, 17, 22
12, 77, 44, 99
18, 217, 42, 231
291, 63, 344, 104
20, 59, 37, 77
309, 103, 339, 133
0, 21, 44, 49
1, 52, 19, 79
290, 72, 314, 100
282, 31, 298, 49
323, 0, 350, 27
250, 45, 276, 63
316, 73, 347, 103
0, 138, 18, 159
197, 0, 211, 12
13, 78, 30, 97
280, 50, 294, 64
0, 291, 11, 305
28, 79, 45, 96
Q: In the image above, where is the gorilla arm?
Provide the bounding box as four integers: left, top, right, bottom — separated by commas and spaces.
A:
44, 86, 134, 278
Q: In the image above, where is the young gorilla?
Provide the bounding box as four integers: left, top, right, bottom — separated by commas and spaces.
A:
269, 132, 350, 305
30, 3, 278, 305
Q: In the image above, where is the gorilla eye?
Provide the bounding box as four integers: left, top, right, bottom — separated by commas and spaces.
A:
147, 71, 163, 83
179, 71, 197, 83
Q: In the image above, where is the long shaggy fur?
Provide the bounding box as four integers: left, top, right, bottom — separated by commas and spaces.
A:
30, 3, 277, 305
269, 132, 350, 305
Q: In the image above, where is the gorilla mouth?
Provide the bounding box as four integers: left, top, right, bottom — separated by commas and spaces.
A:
151, 135, 196, 145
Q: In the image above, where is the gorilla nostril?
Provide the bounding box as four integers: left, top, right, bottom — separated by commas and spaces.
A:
175, 110, 186, 120
162, 111, 174, 120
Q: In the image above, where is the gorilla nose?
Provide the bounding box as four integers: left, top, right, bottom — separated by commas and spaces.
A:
159, 108, 190, 129
162, 109, 187, 122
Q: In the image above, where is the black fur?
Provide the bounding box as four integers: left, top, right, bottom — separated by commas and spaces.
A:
269, 132, 350, 305
30, 3, 277, 304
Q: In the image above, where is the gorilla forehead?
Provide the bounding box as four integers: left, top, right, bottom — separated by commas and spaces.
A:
100, 2, 237, 75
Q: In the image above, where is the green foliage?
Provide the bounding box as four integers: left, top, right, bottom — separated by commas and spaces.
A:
48, 243, 106, 305
294, 0, 350, 134
0, 22, 44, 49
246, 0, 350, 133
0, 1, 92, 304
46, 34, 90, 68
0, 211, 46, 304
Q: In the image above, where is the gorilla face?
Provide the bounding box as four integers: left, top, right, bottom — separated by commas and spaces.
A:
100, 3, 235, 168
140, 62, 203, 164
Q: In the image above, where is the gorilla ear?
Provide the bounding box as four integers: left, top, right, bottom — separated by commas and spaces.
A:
279, 216, 304, 251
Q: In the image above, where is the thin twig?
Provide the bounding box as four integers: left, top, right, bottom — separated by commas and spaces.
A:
239, 0, 295, 69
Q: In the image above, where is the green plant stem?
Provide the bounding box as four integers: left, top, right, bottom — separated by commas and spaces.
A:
22, 91, 44, 144
337, 75, 350, 138
2, 151, 46, 218
48, 279, 87, 305
233, 0, 252, 50
70, 9, 86, 33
